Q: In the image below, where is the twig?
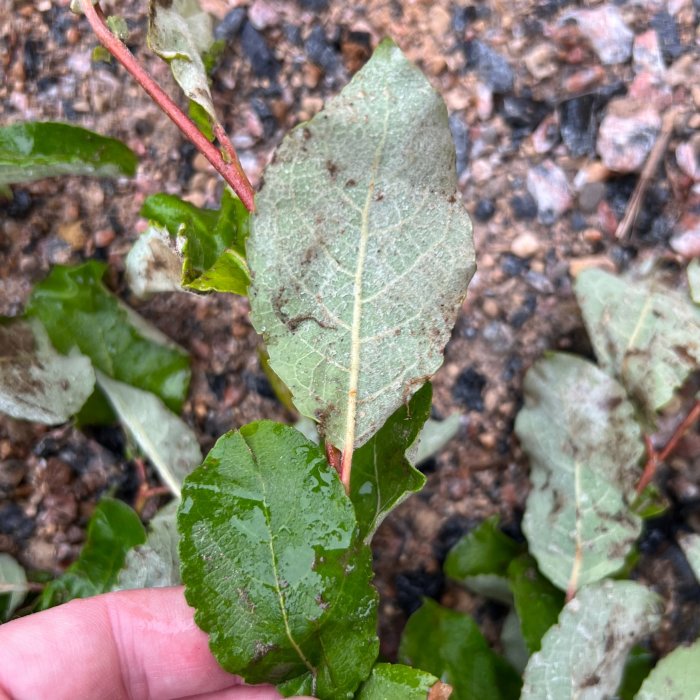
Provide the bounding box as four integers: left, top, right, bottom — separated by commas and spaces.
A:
133, 457, 171, 515
79, 0, 255, 212
636, 400, 700, 495
340, 447, 353, 494
615, 107, 678, 240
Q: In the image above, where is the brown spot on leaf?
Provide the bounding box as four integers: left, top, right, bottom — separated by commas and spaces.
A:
326, 160, 339, 180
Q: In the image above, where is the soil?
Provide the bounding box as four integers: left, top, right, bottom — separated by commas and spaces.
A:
2, 0, 700, 667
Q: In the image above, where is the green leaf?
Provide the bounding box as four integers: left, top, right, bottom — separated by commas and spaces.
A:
27, 261, 191, 415
635, 638, 700, 700
500, 608, 529, 674
688, 259, 700, 304
0, 318, 95, 424
248, 39, 475, 452
39, 498, 146, 609
0, 554, 28, 621
106, 15, 128, 41
355, 663, 447, 700
349, 382, 431, 543
575, 269, 700, 417
116, 501, 181, 590
188, 99, 214, 141
178, 422, 378, 698
444, 516, 521, 581
148, 0, 218, 127
139, 190, 250, 294
617, 647, 654, 700
96, 372, 202, 498
506, 554, 564, 654
515, 353, 644, 593
0, 122, 137, 187
399, 598, 521, 700
409, 413, 462, 466
521, 580, 661, 700
679, 533, 700, 584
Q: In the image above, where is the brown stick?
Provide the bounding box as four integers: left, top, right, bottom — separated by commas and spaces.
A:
636, 400, 700, 495
615, 107, 678, 240
79, 0, 255, 212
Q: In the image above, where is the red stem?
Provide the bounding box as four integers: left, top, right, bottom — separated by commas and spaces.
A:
79, 0, 255, 212
636, 400, 700, 495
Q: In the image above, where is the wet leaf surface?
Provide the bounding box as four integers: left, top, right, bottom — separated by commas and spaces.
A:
248, 40, 475, 451
521, 580, 661, 700
516, 353, 643, 592
0, 121, 137, 187
0, 318, 94, 424
178, 422, 378, 698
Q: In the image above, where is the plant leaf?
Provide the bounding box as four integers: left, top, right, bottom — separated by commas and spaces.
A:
349, 382, 431, 543
399, 598, 521, 700
248, 39, 475, 452
688, 259, 700, 304
521, 580, 661, 700
444, 516, 522, 580
96, 372, 202, 498
39, 498, 146, 609
409, 414, 462, 465
139, 190, 250, 294
0, 553, 28, 621
506, 554, 564, 654
515, 353, 643, 593
116, 501, 181, 589
635, 638, 700, 700
356, 663, 448, 700
500, 608, 529, 674
27, 261, 191, 415
178, 422, 378, 698
125, 226, 183, 299
617, 647, 654, 700
0, 121, 137, 187
148, 0, 218, 129
679, 533, 700, 584
575, 269, 700, 417
0, 318, 95, 424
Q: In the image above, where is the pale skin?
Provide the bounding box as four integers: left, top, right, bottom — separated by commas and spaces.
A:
0, 587, 313, 700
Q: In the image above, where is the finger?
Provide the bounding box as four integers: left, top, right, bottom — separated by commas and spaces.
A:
0, 586, 281, 700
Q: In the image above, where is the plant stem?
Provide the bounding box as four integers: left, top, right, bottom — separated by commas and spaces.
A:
340, 447, 353, 493
79, 0, 255, 212
636, 400, 700, 494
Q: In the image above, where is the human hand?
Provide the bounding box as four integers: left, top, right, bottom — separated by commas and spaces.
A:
0, 586, 313, 700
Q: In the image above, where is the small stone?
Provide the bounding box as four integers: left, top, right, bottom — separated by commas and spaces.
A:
94, 229, 115, 248
526, 160, 572, 224
597, 99, 662, 173
562, 66, 605, 94
482, 321, 514, 353
465, 40, 514, 94
676, 136, 700, 181
560, 6, 633, 65
510, 193, 538, 221
475, 81, 493, 121
306, 26, 339, 73
340, 31, 371, 74
531, 114, 560, 154
482, 299, 499, 318
471, 158, 493, 184
582, 228, 603, 243
241, 22, 279, 79
510, 232, 540, 258
193, 153, 212, 172
578, 182, 606, 213
248, 0, 279, 30
650, 10, 683, 64
57, 221, 86, 250
429, 6, 451, 36
559, 96, 596, 157
633, 30, 665, 74
670, 214, 700, 258
452, 367, 487, 412
449, 114, 470, 176
569, 255, 616, 277
215, 8, 246, 41
524, 43, 558, 80
474, 199, 495, 222
501, 253, 529, 277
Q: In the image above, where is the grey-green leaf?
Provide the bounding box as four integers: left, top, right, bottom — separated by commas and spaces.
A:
125, 226, 183, 299
575, 269, 700, 417
0, 553, 28, 621
689, 259, 700, 305
356, 664, 448, 700
0, 121, 137, 187
178, 422, 378, 699
635, 638, 700, 700
0, 318, 95, 424
248, 39, 475, 452
521, 580, 662, 700
148, 0, 217, 126
409, 414, 462, 466
516, 353, 643, 592
349, 382, 431, 544
116, 501, 181, 589
679, 533, 700, 584
96, 372, 201, 498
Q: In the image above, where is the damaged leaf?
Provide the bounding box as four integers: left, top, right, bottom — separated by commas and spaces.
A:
521, 581, 661, 700
0, 121, 137, 187
125, 226, 183, 299
0, 318, 95, 424
178, 422, 378, 698
688, 259, 700, 305
248, 39, 475, 452
516, 353, 644, 593
679, 533, 700, 584
0, 554, 28, 621
635, 637, 700, 700
39, 499, 146, 609
399, 598, 521, 700
575, 268, 700, 417
349, 382, 431, 543
27, 261, 191, 415
356, 664, 448, 700
96, 372, 202, 498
